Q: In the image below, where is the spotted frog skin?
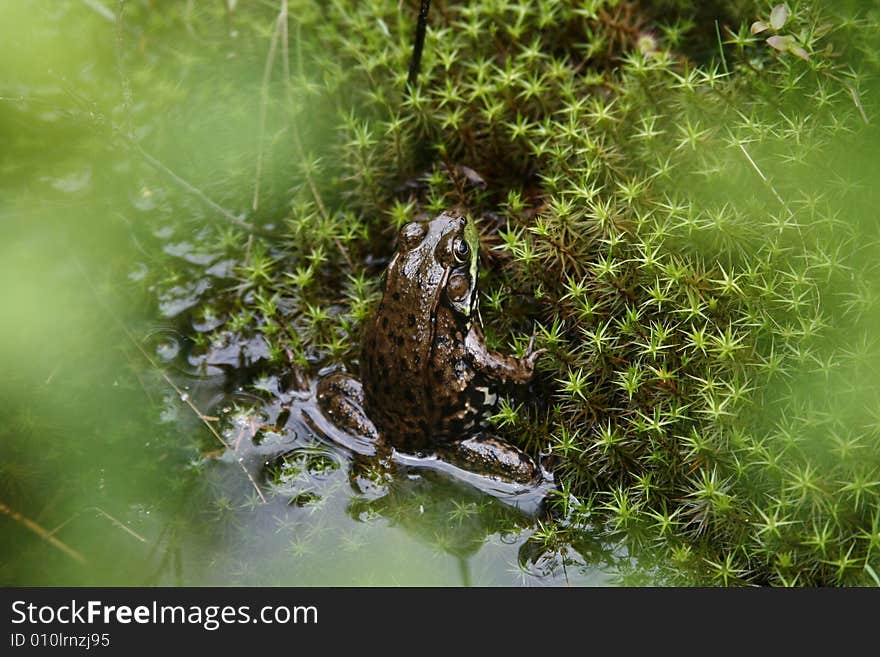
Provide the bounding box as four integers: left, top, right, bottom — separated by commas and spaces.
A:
317, 211, 542, 483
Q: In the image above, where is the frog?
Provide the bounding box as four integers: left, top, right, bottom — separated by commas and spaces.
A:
316, 210, 544, 485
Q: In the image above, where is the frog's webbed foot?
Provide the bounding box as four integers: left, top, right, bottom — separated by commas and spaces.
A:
466, 324, 546, 386
316, 373, 379, 443
437, 435, 540, 485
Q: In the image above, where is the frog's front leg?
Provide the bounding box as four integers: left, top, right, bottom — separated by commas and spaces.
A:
465, 322, 543, 386
316, 373, 380, 443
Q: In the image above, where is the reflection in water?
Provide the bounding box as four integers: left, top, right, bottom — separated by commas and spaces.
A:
268, 427, 540, 583
348, 470, 532, 586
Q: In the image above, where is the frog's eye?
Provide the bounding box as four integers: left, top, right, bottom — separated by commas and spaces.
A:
453, 237, 470, 263
399, 222, 427, 249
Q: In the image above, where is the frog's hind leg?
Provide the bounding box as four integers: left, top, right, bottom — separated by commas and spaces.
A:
316, 373, 380, 444
438, 435, 540, 485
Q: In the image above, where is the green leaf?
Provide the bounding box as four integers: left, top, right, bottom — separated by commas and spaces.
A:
866, 564, 880, 588
766, 35, 793, 51
789, 44, 810, 61
766, 34, 809, 60
770, 4, 789, 30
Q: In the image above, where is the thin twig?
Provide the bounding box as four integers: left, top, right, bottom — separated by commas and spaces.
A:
407, 0, 432, 90
0, 501, 87, 564
47, 506, 147, 543
128, 327, 268, 503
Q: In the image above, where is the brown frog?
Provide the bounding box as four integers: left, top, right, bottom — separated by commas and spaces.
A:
317, 210, 544, 484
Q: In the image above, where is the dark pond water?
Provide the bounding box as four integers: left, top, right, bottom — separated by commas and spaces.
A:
0, 1, 650, 587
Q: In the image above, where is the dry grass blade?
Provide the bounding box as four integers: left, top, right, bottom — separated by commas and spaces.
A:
92, 506, 148, 543
252, 5, 285, 212
847, 84, 869, 125
0, 501, 87, 564
279, 3, 354, 269
737, 142, 800, 238
250, 1, 354, 265
81, 0, 115, 23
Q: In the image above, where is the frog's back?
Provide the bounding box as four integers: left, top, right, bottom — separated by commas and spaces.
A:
361, 296, 488, 451
360, 289, 434, 448
360, 223, 446, 448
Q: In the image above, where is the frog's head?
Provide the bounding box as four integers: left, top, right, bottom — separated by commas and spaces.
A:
390, 211, 480, 320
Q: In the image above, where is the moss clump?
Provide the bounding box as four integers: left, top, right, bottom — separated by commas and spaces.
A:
122, 1, 880, 585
